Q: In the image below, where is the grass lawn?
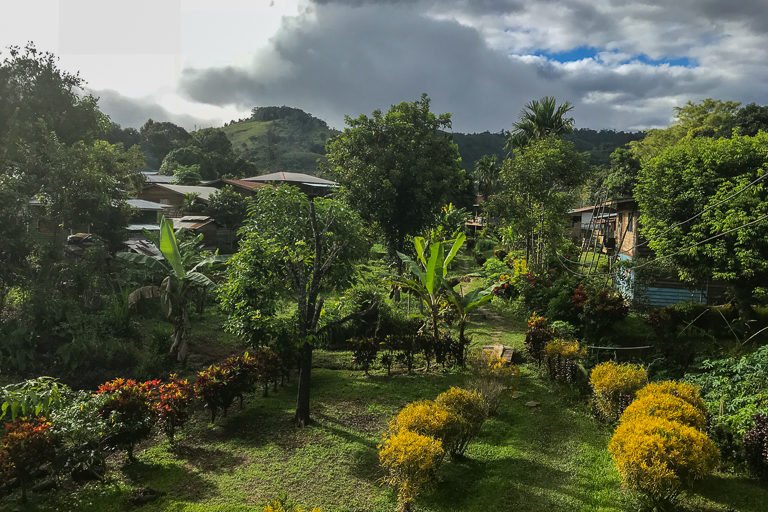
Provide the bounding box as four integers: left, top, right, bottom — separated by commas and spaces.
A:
8, 314, 768, 512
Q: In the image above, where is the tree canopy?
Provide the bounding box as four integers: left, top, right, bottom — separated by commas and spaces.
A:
324, 94, 470, 258
635, 132, 768, 309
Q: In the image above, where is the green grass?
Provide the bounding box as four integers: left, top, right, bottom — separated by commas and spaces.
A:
7, 313, 768, 512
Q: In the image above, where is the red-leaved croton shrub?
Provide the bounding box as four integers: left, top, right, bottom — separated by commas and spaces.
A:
97, 378, 156, 460
524, 314, 554, 365
194, 364, 238, 423
149, 375, 193, 444
0, 417, 58, 502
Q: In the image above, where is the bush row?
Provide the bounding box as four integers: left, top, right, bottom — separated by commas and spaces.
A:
0, 348, 285, 503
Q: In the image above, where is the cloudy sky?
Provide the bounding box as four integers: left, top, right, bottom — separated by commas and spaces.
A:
2, 0, 767, 132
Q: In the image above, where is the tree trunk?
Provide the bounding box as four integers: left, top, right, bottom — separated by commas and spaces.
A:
294, 340, 313, 427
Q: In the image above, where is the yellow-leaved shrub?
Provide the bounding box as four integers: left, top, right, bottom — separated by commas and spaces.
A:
609, 415, 718, 507
468, 352, 519, 415
620, 393, 707, 430
543, 339, 586, 383
635, 381, 706, 413
389, 400, 461, 455
378, 430, 444, 512
590, 361, 647, 422
435, 387, 487, 456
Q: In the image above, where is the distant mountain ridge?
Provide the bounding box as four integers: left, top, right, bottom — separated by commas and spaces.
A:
221, 106, 644, 174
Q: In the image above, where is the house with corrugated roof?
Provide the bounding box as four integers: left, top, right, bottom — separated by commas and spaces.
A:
241, 171, 337, 197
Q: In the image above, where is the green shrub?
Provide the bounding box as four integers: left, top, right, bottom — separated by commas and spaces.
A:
590, 361, 647, 422
351, 338, 379, 375
50, 391, 109, 482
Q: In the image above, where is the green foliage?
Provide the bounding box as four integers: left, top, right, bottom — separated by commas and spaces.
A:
350, 337, 379, 375
206, 185, 250, 229
473, 154, 501, 197
49, 391, 109, 481
687, 346, 768, 463
325, 94, 470, 257
506, 96, 575, 151
744, 414, 768, 480
0, 377, 68, 421
635, 132, 768, 302
489, 136, 589, 271
139, 119, 192, 169
118, 217, 220, 362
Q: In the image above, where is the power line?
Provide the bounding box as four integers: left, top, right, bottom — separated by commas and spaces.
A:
634, 211, 768, 270
631, 172, 768, 251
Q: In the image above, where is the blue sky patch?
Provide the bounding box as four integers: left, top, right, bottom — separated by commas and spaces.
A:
534, 46, 697, 68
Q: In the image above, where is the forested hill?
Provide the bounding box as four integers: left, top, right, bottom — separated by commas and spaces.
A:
221, 106, 339, 172
221, 107, 644, 173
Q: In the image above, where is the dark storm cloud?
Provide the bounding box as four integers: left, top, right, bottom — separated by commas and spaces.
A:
178, 1, 768, 131
95, 89, 209, 130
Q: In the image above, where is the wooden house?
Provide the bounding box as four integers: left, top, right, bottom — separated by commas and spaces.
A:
138, 184, 219, 217
241, 172, 337, 197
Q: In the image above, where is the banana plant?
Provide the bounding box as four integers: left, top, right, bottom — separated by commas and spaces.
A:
392, 232, 467, 342
117, 217, 222, 362
446, 285, 494, 350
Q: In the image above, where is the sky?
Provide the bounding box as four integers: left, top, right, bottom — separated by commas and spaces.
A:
2, 0, 767, 132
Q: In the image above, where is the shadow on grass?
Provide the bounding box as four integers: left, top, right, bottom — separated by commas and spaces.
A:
687, 474, 768, 512
123, 459, 216, 503
172, 443, 247, 473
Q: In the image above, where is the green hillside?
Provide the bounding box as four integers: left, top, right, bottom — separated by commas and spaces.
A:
222, 106, 339, 173
222, 107, 644, 174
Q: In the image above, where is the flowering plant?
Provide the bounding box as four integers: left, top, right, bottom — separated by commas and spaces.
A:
0, 417, 58, 502
97, 378, 156, 460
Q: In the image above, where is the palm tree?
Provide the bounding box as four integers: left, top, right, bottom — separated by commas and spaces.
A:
506, 96, 575, 153
117, 217, 221, 362
474, 155, 501, 198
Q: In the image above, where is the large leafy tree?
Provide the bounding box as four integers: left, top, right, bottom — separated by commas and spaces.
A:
139, 119, 191, 169
635, 132, 768, 317
491, 136, 588, 269
221, 186, 367, 425
506, 96, 574, 152
324, 94, 469, 261
118, 217, 220, 362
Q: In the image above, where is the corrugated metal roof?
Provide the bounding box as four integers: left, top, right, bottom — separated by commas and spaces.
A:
126, 199, 170, 211
141, 172, 175, 184
127, 224, 161, 231
152, 184, 219, 201
242, 172, 337, 186
172, 216, 216, 230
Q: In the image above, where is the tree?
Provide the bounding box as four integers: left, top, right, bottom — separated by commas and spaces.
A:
735, 103, 768, 136
139, 119, 191, 169
446, 285, 493, 349
117, 217, 220, 362
473, 155, 501, 198
325, 94, 469, 262
506, 96, 574, 152
206, 186, 250, 229
222, 186, 367, 425
173, 164, 203, 185
635, 132, 768, 319
630, 99, 743, 162
490, 136, 588, 269
601, 147, 641, 198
